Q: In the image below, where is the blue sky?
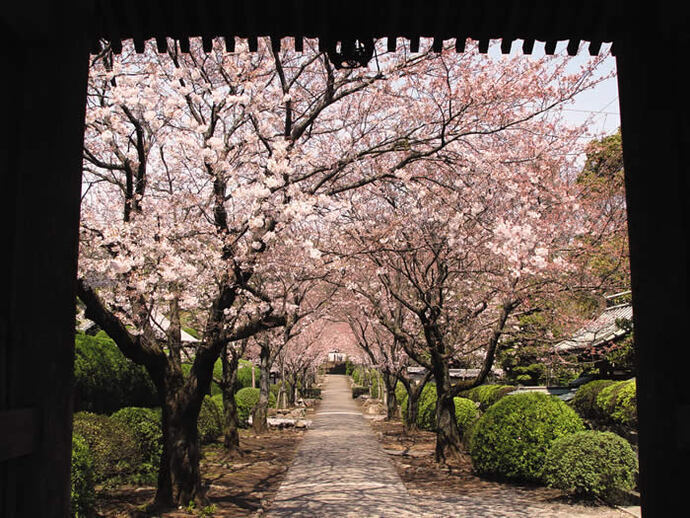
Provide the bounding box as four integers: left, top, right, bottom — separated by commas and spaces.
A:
488, 40, 620, 137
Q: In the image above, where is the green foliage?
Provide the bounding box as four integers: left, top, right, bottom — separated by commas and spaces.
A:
469, 392, 585, 483
453, 397, 480, 437
74, 332, 158, 414
236, 361, 258, 389
198, 395, 224, 443
542, 431, 638, 502
395, 381, 407, 406
345, 359, 355, 376
73, 411, 143, 484
110, 407, 162, 481
70, 432, 95, 518
416, 383, 437, 430
351, 366, 364, 385
571, 379, 617, 422
459, 384, 515, 411
596, 379, 637, 428
234, 387, 275, 426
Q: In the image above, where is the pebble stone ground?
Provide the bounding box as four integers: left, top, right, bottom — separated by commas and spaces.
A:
265, 375, 638, 518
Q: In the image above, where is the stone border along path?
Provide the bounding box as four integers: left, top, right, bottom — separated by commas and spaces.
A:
265, 374, 422, 517
265, 374, 634, 518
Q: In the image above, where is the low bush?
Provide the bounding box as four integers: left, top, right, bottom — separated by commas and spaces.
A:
542, 430, 638, 502
469, 392, 584, 483
73, 411, 143, 483
234, 387, 276, 426
596, 379, 637, 428
74, 332, 158, 414
453, 397, 480, 437
416, 383, 437, 430
198, 395, 224, 442
70, 432, 95, 518
395, 382, 408, 407
110, 407, 162, 481
571, 379, 617, 422
459, 384, 515, 411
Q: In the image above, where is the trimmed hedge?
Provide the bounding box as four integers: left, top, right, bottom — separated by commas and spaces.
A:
469, 392, 584, 483
70, 432, 95, 518
110, 407, 162, 481
459, 384, 515, 411
73, 411, 143, 483
542, 431, 638, 502
571, 379, 617, 422
395, 382, 407, 407
198, 395, 225, 443
74, 332, 158, 414
596, 379, 637, 428
234, 387, 276, 426
416, 383, 438, 430
453, 397, 480, 437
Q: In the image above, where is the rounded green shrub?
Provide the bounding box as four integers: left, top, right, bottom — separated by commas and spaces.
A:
73, 411, 142, 483
572, 379, 617, 421
416, 383, 437, 430
74, 332, 158, 414
236, 361, 258, 389
110, 407, 162, 479
596, 379, 637, 427
234, 387, 276, 426
460, 384, 515, 411
198, 395, 224, 443
70, 432, 95, 518
395, 382, 408, 407
453, 397, 480, 437
542, 431, 638, 502
469, 392, 585, 483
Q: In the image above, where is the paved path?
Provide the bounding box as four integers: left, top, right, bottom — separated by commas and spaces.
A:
266, 374, 421, 517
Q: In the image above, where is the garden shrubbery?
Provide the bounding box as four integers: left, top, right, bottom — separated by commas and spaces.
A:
571, 379, 617, 422
453, 396, 480, 437
469, 392, 584, 483
596, 379, 637, 428
73, 411, 144, 483
198, 395, 225, 442
459, 384, 515, 411
234, 387, 276, 426
542, 430, 638, 502
110, 407, 162, 481
70, 432, 95, 517
416, 383, 438, 430
74, 332, 158, 414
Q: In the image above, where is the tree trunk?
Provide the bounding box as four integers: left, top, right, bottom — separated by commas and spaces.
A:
384, 373, 397, 420
151, 371, 207, 508
252, 345, 271, 433
221, 345, 241, 453
405, 390, 420, 433
432, 358, 462, 463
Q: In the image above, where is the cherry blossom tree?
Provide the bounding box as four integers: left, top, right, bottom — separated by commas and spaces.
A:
79, 36, 607, 501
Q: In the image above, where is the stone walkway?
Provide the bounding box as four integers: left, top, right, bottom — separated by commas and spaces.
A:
265, 375, 636, 518
266, 374, 421, 517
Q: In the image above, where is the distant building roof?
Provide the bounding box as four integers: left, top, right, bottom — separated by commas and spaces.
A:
555, 303, 633, 353
407, 366, 504, 379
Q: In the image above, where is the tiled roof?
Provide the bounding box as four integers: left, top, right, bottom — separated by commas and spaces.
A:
555, 303, 633, 353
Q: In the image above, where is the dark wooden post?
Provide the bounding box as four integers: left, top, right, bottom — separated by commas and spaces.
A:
616, 33, 690, 516
0, 6, 90, 517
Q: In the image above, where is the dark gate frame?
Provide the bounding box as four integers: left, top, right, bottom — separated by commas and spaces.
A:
1, 2, 688, 516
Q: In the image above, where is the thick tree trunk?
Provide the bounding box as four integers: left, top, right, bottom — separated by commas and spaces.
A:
252, 346, 271, 433
404, 389, 420, 433
221, 345, 241, 453
431, 358, 462, 463
151, 371, 207, 508
384, 373, 397, 420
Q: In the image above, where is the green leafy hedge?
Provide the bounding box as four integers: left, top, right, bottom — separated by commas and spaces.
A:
234, 387, 276, 426
453, 397, 480, 438
74, 332, 158, 414
571, 379, 617, 422
110, 407, 162, 482
542, 431, 638, 502
73, 411, 143, 484
395, 382, 407, 407
70, 432, 95, 517
469, 392, 584, 483
416, 383, 438, 430
198, 395, 224, 443
596, 379, 637, 428
459, 384, 515, 411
